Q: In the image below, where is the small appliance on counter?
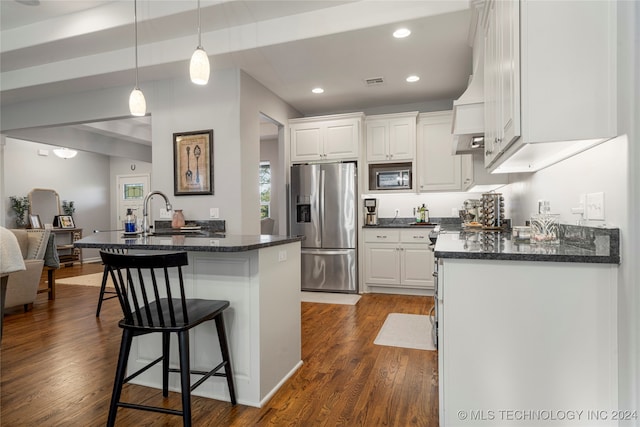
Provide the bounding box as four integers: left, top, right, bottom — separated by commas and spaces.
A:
459, 199, 482, 226
364, 198, 378, 225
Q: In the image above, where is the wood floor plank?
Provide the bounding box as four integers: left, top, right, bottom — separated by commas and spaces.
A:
1, 263, 439, 426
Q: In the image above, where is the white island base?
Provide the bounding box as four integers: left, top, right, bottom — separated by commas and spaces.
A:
125, 242, 302, 407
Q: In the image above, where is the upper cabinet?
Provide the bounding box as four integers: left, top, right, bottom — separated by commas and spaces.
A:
417, 111, 472, 192
290, 113, 364, 162
483, 0, 617, 173
365, 112, 418, 162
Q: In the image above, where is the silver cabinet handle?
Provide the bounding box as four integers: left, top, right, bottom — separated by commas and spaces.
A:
376, 235, 387, 239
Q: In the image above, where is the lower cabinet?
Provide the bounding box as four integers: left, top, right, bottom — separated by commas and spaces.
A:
363, 228, 434, 295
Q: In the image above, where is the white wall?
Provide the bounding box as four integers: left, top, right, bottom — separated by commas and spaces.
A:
2, 138, 111, 260
239, 70, 301, 234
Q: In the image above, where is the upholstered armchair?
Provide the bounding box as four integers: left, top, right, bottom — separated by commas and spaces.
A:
3, 228, 51, 312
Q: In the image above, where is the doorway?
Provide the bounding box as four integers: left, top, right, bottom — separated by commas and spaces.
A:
259, 113, 283, 235
116, 174, 150, 231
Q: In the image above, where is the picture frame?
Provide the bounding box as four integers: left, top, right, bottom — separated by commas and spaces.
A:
173, 129, 214, 196
58, 215, 75, 229
29, 214, 42, 229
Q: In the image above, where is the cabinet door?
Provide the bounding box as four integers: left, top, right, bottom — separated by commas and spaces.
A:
323, 119, 359, 160
400, 244, 434, 288
417, 111, 463, 192
483, 0, 500, 167
497, 0, 520, 151
388, 117, 415, 161
366, 120, 389, 161
364, 244, 400, 285
291, 125, 323, 162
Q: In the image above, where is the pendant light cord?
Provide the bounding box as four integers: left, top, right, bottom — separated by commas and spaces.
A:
134, 0, 139, 89
197, 0, 202, 49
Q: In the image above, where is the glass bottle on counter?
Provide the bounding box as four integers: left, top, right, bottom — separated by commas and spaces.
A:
124, 208, 137, 233
530, 200, 559, 244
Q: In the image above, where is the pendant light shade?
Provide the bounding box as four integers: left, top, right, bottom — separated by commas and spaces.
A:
129, 0, 146, 116
190, 47, 210, 85
129, 88, 146, 116
190, 0, 210, 85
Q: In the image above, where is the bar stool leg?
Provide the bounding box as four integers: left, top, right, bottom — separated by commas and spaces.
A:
95, 266, 110, 317
108, 329, 134, 427
215, 314, 237, 405
162, 332, 170, 397
178, 331, 192, 427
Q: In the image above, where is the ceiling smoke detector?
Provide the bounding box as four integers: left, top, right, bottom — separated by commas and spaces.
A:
365, 77, 385, 86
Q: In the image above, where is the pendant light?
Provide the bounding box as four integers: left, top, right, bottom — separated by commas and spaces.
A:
129, 0, 146, 116
190, 0, 210, 85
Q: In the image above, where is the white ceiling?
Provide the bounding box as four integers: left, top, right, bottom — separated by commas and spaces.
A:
0, 0, 474, 147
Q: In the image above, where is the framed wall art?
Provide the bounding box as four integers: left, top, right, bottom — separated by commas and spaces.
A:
173, 129, 214, 196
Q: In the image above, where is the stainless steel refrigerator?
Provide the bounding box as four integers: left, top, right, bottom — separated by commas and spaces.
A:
290, 162, 357, 293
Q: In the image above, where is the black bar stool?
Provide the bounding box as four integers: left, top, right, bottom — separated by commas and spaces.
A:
95, 247, 125, 317
100, 251, 236, 427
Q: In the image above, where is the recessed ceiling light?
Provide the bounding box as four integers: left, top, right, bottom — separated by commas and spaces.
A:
406, 75, 420, 83
312, 87, 324, 94
393, 28, 411, 39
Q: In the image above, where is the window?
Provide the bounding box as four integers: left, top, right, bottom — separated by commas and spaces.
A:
259, 161, 271, 219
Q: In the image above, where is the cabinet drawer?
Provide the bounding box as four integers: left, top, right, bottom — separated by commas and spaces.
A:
400, 228, 431, 243
364, 229, 400, 243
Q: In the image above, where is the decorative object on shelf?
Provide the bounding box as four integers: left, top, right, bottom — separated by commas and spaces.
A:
29, 214, 42, 229
9, 196, 29, 228
173, 129, 214, 195
57, 215, 75, 229
190, 0, 210, 85
53, 148, 78, 159
61, 200, 75, 216
128, 0, 146, 117
171, 209, 186, 228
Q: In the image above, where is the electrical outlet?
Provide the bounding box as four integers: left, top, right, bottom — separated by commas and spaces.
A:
209, 208, 219, 219
586, 192, 605, 221
278, 250, 287, 262
159, 208, 172, 219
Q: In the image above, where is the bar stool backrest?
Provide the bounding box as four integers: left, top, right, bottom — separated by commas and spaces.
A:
100, 251, 190, 328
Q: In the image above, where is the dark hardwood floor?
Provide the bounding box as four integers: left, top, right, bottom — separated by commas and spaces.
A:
1, 263, 439, 426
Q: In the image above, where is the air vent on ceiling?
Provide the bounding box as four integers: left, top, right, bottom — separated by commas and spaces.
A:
364, 77, 385, 86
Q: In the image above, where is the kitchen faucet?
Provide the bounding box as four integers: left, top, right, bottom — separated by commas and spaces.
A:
142, 190, 172, 236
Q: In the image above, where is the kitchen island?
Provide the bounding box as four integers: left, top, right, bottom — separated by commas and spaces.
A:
434, 226, 620, 426
75, 231, 303, 408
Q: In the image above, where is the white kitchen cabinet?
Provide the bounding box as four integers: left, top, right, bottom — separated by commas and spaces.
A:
289, 113, 363, 162
365, 112, 417, 162
438, 258, 618, 427
483, 0, 520, 167
364, 228, 434, 295
483, 0, 617, 172
417, 111, 472, 192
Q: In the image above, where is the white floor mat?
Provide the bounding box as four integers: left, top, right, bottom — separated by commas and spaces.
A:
374, 313, 436, 351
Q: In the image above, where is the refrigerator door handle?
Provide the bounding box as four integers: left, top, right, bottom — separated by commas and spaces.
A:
320, 168, 325, 245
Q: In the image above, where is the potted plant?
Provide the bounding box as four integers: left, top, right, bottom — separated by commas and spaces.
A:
62, 200, 75, 216
9, 195, 29, 228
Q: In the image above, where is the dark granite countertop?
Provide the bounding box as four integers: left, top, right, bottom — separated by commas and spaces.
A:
74, 231, 303, 253
434, 225, 620, 264
362, 217, 456, 229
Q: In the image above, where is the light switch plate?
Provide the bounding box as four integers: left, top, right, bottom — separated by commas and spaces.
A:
209, 208, 219, 219
586, 192, 605, 221
159, 208, 172, 219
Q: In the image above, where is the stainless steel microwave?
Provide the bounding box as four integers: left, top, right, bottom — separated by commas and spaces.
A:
375, 169, 411, 190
